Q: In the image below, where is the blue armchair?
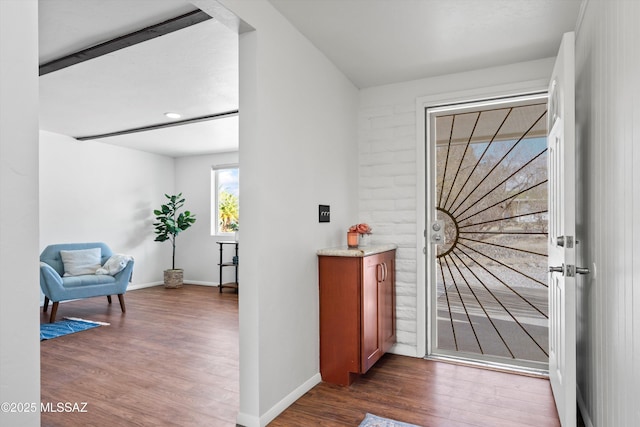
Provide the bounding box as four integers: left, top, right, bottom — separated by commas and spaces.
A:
39, 242, 134, 322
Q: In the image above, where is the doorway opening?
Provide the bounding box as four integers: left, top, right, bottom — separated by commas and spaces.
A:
426, 93, 549, 372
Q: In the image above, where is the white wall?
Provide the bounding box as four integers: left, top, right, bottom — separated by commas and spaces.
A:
574, 1, 640, 426
358, 58, 555, 356
193, 1, 359, 425
39, 131, 175, 286
175, 151, 238, 285
40, 133, 238, 288
6, 1, 637, 426
0, 1, 40, 426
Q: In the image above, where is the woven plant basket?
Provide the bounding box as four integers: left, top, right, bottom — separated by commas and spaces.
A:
164, 269, 184, 288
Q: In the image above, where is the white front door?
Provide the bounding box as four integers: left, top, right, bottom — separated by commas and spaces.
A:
548, 31, 584, 427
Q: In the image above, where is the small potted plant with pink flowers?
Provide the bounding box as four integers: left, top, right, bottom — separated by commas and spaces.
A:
347, 223, 372, 248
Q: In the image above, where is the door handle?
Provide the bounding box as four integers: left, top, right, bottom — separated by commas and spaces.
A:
377, 263, 387, 282
549, 264, 590, 276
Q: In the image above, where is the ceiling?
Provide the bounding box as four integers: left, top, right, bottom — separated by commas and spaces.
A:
269, 0, 583, 88
38, 0, 583, 157
39, 0, 239, 158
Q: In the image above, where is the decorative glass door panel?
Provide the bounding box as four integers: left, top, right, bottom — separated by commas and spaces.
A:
428, 95, 550, 369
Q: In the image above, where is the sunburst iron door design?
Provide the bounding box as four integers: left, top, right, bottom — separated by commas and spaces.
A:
431, 99, 549, 365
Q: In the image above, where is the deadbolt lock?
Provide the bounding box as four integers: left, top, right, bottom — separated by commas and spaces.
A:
430, 220, 444, 244
556, 235, 574, 248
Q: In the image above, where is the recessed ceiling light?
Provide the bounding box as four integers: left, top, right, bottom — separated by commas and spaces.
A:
164, 112, 181, 119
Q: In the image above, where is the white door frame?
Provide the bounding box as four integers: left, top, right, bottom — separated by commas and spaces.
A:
415, 79, 549, 357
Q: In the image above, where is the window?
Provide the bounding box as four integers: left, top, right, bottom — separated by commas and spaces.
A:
211, 166, 239, 235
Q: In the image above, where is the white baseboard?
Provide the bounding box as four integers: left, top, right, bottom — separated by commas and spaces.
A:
260, 373, 321, 425
128, 281, 218, 290
236, 373, 322, 427
390, 343, 421, 358
39, 282, 221, 306
235, 412, 260, 427
127, 281, 163, 291
183, 280, 217, 287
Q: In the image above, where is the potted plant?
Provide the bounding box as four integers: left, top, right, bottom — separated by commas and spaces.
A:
348, 223, 372, 248
153, 193, 196, 288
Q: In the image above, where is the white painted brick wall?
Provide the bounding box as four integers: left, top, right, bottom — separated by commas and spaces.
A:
358, 102, 419, 354
357, 58, 556, 358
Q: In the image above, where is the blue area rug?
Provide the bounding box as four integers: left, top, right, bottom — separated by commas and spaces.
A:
359, 413, 421, 427
40, 317, 109, 341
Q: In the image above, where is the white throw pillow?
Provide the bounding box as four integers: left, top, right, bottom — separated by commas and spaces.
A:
95, 254, 132, 276
60, 248, 102, 277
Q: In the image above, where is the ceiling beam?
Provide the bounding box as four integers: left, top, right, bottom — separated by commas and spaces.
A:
75, 110, 239, 141
39, 10, 212, 76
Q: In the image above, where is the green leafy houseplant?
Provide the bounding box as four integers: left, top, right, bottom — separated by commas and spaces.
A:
153, 193, 196, 275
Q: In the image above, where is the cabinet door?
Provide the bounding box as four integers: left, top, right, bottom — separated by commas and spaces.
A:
379, 251, 396, 353
361, 254, 382, 372
318, 256, 361, 385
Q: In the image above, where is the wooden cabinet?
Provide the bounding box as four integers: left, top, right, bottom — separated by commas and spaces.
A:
318, 248, 396, 386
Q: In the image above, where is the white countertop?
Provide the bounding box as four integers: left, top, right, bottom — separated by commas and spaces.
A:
316, 244, 397, 257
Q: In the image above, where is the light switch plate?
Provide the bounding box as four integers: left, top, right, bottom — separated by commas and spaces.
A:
319, 205, 330, 222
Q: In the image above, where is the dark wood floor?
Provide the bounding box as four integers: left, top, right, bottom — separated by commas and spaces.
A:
40, 285, 239, 427
271, 356, 559, 427
41, 285, 559, 427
